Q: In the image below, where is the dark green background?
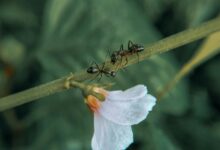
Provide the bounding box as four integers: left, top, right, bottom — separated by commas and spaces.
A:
0, 0, 220, 149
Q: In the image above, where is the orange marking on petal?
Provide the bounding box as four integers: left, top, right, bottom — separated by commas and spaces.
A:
86, 95, 101, 112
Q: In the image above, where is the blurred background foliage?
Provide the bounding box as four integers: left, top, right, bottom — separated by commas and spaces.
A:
0, 0, 220, 149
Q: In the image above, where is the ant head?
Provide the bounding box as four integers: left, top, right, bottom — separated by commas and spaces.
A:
110, 71, 116, 77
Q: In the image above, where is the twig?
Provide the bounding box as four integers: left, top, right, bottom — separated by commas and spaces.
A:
1, 16, 220, 111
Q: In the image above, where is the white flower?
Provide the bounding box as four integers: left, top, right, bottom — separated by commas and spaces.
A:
85, 84, 156, 150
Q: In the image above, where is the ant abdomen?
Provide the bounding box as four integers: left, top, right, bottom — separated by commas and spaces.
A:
130, 44, 144, 52
128, 41, 144, 53
87, 66, 99, 74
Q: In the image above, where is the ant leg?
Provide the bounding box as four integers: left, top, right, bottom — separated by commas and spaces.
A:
100, 62, 105, 72
88, 60, 95, 67
121, 55, 128, 67
97, 72, 103, 81
88, 72, 99, 82
101, 62, 112, 78
107, 49, 112, 60
120, 44, 124, 51
114, 44, 124, 70
128, 40, 131, 49
124, 56, 128, 66
95, 62, 106, 81
114, 44, 124, 68
94, 62, 100, 70
128, 40, 133, 49
122, 67, 127, 72
104, 73, 110, 78
104, 48, 110, 62
137, 52, 140, 63
117, 55, 123, 69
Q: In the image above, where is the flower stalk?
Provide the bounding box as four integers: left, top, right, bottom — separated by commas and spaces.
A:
69, 80, 106, 102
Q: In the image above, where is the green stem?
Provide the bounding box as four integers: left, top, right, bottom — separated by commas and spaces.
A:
1, 17, 220, 111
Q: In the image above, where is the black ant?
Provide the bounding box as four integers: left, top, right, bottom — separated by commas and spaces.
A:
87, 62, 116, 80
110, 41, 144, 65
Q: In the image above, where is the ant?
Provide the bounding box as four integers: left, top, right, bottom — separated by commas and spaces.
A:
87, 61, 116, 81
110, 40, 144, 65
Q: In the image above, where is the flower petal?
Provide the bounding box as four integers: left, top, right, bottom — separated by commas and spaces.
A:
92, 113, 133, 150
99, 93, 156, 125
107, 84, 147, 101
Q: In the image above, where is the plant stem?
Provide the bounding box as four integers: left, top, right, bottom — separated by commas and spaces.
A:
1, 16, 220, 111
